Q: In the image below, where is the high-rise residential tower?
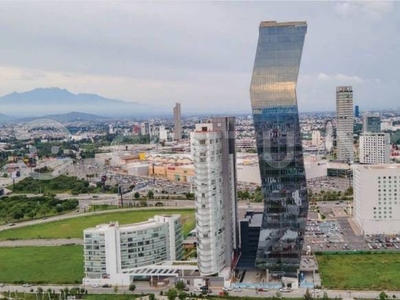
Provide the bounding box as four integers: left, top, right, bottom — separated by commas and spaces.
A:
192, 117, 238, 276
249, 21, 308, 277
336, 86, 354, 162
173, 103, 182, 141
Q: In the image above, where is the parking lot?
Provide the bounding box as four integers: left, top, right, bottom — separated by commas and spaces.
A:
305, 201, 400, 253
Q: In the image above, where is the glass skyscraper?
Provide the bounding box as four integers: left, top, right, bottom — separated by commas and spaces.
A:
249, 21, 308, 277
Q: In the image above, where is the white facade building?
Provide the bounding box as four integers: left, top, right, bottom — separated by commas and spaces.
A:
159, 126, 168, 141
192, 119, 238, 276
311, 130, 322, 147
83, 215, 184, 285
359, 133, 390, 164
336, 86, 354, 162
354, 165, 400, 235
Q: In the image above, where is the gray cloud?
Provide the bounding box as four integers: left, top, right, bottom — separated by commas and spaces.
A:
0, 1, 399, 113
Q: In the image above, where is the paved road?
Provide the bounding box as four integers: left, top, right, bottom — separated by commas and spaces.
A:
1, 284, 399, 299
0, 238, 82, 247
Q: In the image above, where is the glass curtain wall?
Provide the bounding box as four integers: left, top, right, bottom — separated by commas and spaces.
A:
249, 21, 308, 277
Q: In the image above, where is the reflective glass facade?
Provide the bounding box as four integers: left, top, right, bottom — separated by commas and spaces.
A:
249, 21, 308, 276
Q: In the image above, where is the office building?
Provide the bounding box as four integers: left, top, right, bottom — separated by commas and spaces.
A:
83, 215, 184, 285
355, 105, 360, 118
354, 165, 400, 235
363, 113, 381, 133
249, 21, 308, 277
173, 103, 182, 141
336, 86, 354, 162
192, 118, 238, 276
359, 133, 390, 164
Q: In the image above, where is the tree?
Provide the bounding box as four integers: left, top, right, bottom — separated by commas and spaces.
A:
253, 190, 263, 202
129, 283, 136, 293
178, 292, 187, 300
345, 186, 353, 196
304, 288, 313, 300
322, 291, 330, 300
113, 285, 119, 294
175, 281, 185, 291
166, 288, 178, 300
147, 190, 154, 199
379, 291, 389, 300
13, 210, 24, 220
134, 192, 140, 199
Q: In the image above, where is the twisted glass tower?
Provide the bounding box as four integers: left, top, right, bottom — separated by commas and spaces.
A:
250, 21, 308, 277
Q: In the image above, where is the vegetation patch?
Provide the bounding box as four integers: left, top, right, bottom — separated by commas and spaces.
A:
10, 175, 117, 195
0, 194, 78, 223
0, 246, 82, 284
317, 252, 400, 290
0, 209, 195, 240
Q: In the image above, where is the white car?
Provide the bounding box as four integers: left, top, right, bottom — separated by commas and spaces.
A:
91, 284, 100, 288
280, 288, 292, 293
233, 288, 242, 292
22, 283, 32, 287
222, 287, 232, 291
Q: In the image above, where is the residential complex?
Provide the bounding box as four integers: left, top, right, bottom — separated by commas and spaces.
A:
249, 21, 308, 277
336, 86, 354, 162
359, 133, 391, 164
173, 103, 182, 141
83, 215, 184, 285
354, 165, 400, 235
191, 118, 238, 276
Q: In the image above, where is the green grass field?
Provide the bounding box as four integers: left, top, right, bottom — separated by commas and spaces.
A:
0, 246, 82, 284
317, 253, 400, 290
0, 209, 195, 240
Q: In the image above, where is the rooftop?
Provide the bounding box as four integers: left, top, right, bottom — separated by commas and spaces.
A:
259, 21, 307, 28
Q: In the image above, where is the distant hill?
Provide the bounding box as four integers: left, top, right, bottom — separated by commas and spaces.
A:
42, 111, 109, 122
0, 87, 156, 117
0, 113, 15, 124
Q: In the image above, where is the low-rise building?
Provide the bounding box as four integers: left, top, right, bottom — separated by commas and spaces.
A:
83, 214, 184, 285
354, 164, 400, 235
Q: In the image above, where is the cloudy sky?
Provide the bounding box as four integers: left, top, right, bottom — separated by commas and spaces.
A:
0, 1, 399, 114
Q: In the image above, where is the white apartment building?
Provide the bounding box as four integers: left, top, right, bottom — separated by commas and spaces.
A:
354, 165, 400, 235
336, 86, 354, 162
311, 130, 321, 147
159, 126, 168, 141
191, 118, 238, 276
192, 123, 228, 276
83, 215, 184, 285
359, 133, 390, 164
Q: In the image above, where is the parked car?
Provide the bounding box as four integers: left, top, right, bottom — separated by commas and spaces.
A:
280, 288, 292, 293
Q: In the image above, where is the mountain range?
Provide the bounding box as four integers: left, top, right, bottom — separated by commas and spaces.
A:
0, 87, 162, 117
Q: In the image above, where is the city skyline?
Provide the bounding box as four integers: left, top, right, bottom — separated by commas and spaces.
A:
0, 2, 399, 113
